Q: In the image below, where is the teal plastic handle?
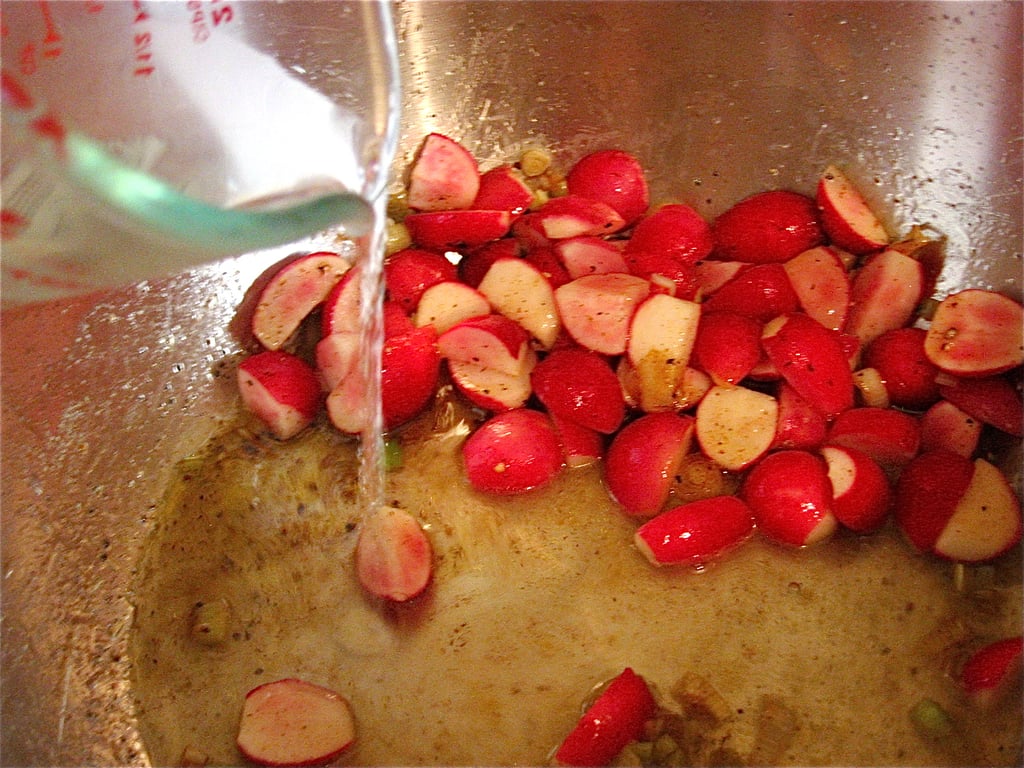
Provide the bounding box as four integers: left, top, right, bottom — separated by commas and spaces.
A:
63, 130, 372, 251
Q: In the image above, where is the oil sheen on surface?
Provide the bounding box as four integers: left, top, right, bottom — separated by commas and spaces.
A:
129, 403, 1022, 766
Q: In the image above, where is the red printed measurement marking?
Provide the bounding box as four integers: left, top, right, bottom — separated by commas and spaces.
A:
132, 0, 154, 77
38, 0, 63, 59
189, 0, 235, 44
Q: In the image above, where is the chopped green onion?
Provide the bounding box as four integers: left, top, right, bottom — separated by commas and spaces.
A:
910, 698, 954, 738
384, 437, 403, 471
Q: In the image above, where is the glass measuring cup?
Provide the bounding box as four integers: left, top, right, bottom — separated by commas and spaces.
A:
0, 0, 400, 304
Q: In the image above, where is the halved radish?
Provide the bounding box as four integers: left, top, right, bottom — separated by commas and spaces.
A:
236, 678, 355, 766
924, 289, 1024, 377
356, 505, 433, 602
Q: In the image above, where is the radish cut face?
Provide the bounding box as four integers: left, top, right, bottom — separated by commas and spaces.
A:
236, 678, 356, 766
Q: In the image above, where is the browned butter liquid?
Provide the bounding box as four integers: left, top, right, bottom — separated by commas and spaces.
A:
129, 403, 1021, 766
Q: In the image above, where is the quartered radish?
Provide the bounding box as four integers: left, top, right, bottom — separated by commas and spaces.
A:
844, 248, 924, 346
477, 256, 561, 349
553, 668, 657, 767
622, 203, 713, 298
251, 252, 350, 350
816, 165, 890, 254
605, 412, 695, 516
695, 385, 778, 471
554, 272, 651, 355
237, 351, 321, 440
826, 406, 921, 469
384, 248, 459, 313
635, 495, 755, 567
701, 263, 800, 323
761, 312, 855, 419
742, 450, 838, 547
407, 132, 480, 211
961, 636, 1023, 708
895, 451, 1022, 562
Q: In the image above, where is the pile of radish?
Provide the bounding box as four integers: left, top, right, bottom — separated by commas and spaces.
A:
230, 133, 1022, 765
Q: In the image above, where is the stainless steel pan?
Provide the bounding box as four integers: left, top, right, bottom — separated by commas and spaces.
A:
2, 2, 1020, 764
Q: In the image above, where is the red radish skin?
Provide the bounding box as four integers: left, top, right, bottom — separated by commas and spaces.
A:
634, 496, 755, 567
741, 450, 838, 547
761, 312, 855, 420
551, 412, 605, 468
772, 381, 828, 451
961, 637, 1024, 708
693, 311, 762, 386
924, 289, 1024, 377
701, 263, 800, 323
404, 209, 512, 251
566, 149, 650, 225
530, 348, 626, 434
251, 252, 350, 350
384, 248, 458, 313
237, 351, 321, 441
463, 409, 564, 494
816, 165, 891, 254
605, 412, 695, 516
472, 164, 534, 217
356, 505, 433, 602
937, 375, 1024, 437
623, 203, 713, 298
382, 299, 417, 339
826, 406, 921, 469
407, 132, 480, 211
711, 189, 825, 264
554, 668, 657, 767
236, 678, 356, 766
863, 327, 941, 410
458, 238, 523, 287
381, 327, 442, 429
524, 246, 573, 288
894, 450, 976, 553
